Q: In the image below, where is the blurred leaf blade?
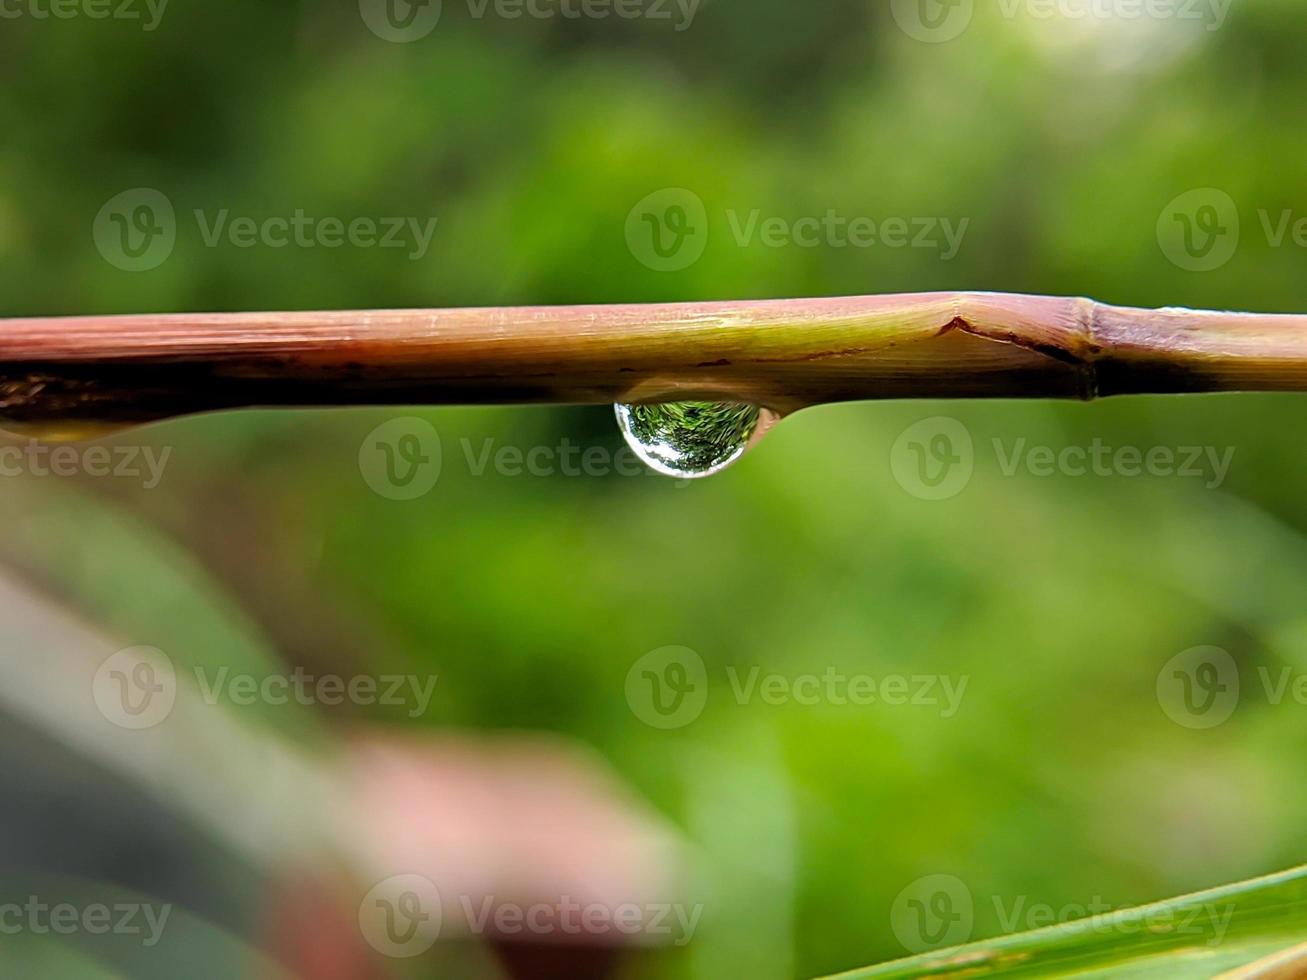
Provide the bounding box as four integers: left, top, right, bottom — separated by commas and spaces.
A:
829, 866, 1307, 979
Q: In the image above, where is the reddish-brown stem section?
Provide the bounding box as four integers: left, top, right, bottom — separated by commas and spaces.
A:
2, 292, 1306, 429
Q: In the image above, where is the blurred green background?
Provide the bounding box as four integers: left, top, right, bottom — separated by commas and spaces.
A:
3, 0, 1307, 977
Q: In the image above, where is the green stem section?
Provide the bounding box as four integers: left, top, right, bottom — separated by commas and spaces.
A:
2, 292, 1307, 430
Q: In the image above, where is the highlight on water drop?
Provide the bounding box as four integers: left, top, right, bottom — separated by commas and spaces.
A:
614, 400, 774, 479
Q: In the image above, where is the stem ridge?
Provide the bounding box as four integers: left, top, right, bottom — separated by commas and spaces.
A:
1, 292, 1304, 429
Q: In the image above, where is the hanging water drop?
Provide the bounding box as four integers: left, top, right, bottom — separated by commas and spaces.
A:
614, 400, 773, 479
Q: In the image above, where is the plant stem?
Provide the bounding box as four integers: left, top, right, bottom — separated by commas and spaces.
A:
3, 292, 1307, 429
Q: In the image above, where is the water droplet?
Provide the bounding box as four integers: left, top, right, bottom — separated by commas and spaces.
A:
615, 400, 773, 479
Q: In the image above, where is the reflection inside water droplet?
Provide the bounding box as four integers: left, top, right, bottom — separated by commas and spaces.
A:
615, 400, 772, 479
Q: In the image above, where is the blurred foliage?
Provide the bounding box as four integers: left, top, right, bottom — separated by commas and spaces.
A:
841, 865, 1307, 978
4, 1, 1307, 977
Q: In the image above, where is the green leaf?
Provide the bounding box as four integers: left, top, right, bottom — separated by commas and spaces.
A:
825, 866, 1307, 979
